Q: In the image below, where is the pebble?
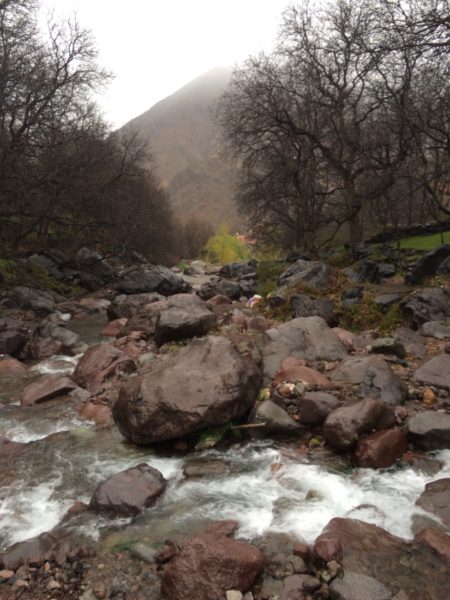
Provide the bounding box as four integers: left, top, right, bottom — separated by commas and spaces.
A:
226, 591, 243, 600
93, 581, 107, 599
422, 387, 437, 405
130, 542, 157, 563
0, 569, 14, 580
48, 579, 61, 590
14, 579, 29, 588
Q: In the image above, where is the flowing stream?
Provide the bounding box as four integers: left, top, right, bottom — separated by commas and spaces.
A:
1, 316, 449, 553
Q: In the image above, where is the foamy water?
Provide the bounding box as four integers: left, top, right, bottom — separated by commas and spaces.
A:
1, 442, 449, 549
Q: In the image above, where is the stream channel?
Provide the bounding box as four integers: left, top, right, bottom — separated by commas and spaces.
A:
1, 314, 450, 554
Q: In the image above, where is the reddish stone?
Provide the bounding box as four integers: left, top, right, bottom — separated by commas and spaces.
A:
332, 327, 355, 352
293, 543, 310, 561
73, 343, 136, 393
162, 531, 264, 600
20, 375, 78, 406
155, 542, 178, 564
354, 429, 408, 469
64, 501, 89, 518
281, 357, 308, 371
415, 528, 450, 564
203, 520, 239, 537
274, 365, 333, 387
0, 437, 26, 458
112, 335, 145, 358
101, 318, 128, 337
313, 536, 343, 562
78, 402, 113, 428
0, 357, 28, 375
323, 398, 396, 451
206, 294, 232, 306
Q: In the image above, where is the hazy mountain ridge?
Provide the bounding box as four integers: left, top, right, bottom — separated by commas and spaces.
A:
122, 67, 239, 228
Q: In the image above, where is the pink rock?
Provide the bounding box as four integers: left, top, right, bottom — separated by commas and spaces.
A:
354, 429, 407, 469
20, 375, 78, 406
0, 356, 28, 375
101, 318, 128, 337
274, 365, 332, 387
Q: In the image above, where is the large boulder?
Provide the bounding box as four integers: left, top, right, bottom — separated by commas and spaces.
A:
113, 336, 261, 444
262, 317, 347, 382
0, 532, 59, 571
107, 292, 164, 320
116, 265, 191, 296
161, 529, 264, 600
3, 286, 55, 315
20, 375, 78, 406
406, 245, 450, 284
278, 259, 331, 290
89, 463, 166, 516
314, 518, 450, 599
354, 429, 407, 469
0, 317, 29, 356
330, 356, 407, 406
123, 294, 217, 345
400, 287, 450, 329
413, 355, 450, 389
407, 411, 450, 450
73, 344, 136, 393
291, 294, 336, 324
416, 478, 450, 529
323, 398, 396, 451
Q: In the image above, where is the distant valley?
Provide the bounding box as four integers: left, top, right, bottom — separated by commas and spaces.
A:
122, 67, 239, 229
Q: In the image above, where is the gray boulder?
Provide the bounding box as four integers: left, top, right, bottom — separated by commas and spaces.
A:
406, 245, 450, 284
123, 294, 217, 345
416, 478, 450, 529
393, 327, 426, 358
420, 321, 450, 339
291, 294, 336, 324
323, 398, 396, 451
113, 336, 261, 444
74, 247, 116, 281
0, 318, 29, 356
329, 571, 393, 600
198, 278, 242, 300
331, 356, 407, 406
107, 292, 164, 320
413, 354, 450, 389
117, 265, 191, 296
249, 400, 301, 436
278, 259, 331, 290
400, 287, 450, 329
298, 392, 341, 426
4, 286, 55, 316
407, 411, 450, 450
89, 463, 166, 516
262, 317, 347, 382
368, 337, 406, 358
34, 323, 84, 355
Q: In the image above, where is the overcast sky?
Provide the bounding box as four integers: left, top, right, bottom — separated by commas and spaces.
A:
41, 0, 292, 128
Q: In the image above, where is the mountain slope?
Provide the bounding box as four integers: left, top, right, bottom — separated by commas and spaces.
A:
122, 67, 239, 228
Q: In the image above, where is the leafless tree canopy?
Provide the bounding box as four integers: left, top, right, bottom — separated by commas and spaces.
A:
0, 0, 175, 261
217, 0, 450, 251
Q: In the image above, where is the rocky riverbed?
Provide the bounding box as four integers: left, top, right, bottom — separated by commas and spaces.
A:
0, 249, 450, 599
